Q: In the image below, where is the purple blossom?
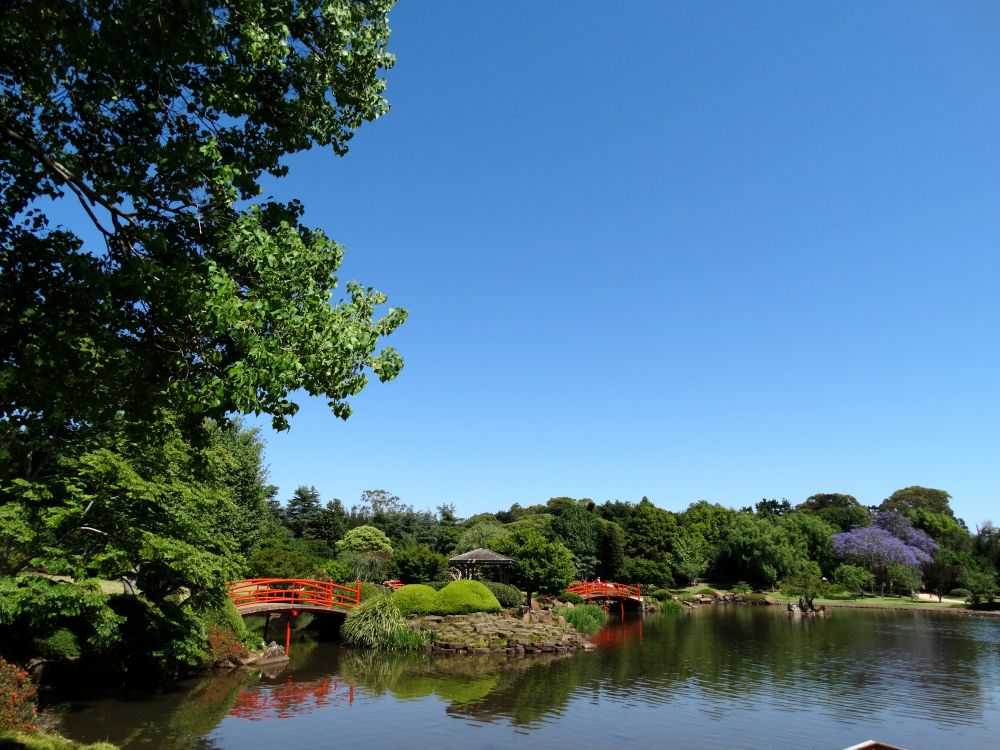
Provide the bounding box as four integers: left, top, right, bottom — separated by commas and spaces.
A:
872, 511, 939, 556
832, 524, 932, 569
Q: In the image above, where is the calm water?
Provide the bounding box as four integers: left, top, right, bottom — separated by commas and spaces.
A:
54, 607, 1000, 750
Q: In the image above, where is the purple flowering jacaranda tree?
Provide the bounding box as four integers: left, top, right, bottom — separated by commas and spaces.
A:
832, 511, 938, 594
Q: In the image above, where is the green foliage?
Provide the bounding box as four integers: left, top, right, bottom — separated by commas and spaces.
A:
671, 531, 711, 585
0, 657, 37, 732
886, 563, 923, 598
948, 588, 972, 599
553, 604, 607, 635
796, 493, 869, 533
341, 597, 409, 649
204, 625, 248, 666
34, 630, 81, 661
390, 545, 447, 584
596, 520, 626, 580
650, 588, 673, 601
551, 503, 599, 559
336, 525, 393, 555
731, 582, 753, 595
626, 498, 678, 561
962, 568, 997, 605
359, 582, 389, 601
453, 520, 509, 554
696, 587, 718, 595
202, 599, 251, 648
0, 0, 405, 439
834, 563, 876, 596
658, 599, 685, 615
482, 581, 522, 608
435, 580, 501, 615
881, 487, 954, 518
316, 559, 353, 583
624, 557, 675, 588
495, 529, 575, 605
780, 572, 828, 602
386, 628, 432, 652
559, 592, 584, 605
392, 585, 440, 616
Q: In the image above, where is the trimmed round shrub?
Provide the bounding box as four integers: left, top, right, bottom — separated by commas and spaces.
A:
949, 588, 972, 599
650, 588, 672, 601
696, 587, 718, 596
483, 581, 522, 608
435, 580, 501, 614
341, 596, 408, 649
559, 591, 583, 605
393, 584, 439, 616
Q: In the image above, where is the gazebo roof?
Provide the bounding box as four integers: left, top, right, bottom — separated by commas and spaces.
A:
449, 548, 515, 564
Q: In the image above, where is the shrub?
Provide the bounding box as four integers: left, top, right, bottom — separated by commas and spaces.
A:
559, 591, 583, 605
435, 580, 501, 615
731, 581, 752, 595
341, 597, 408, 649
483, 581, 522, 608
205, 625, 248, 666
34, 629, 81, 660
0, 657, 37, 732
696, 587, 717, 596
392, 584, 439, 616
426, 581, 450, 591
203, 598, 252, 646
650, 588, 672, 601
553, 604, 607, 635
359, 582, 389, 601
948, 588, 972, 599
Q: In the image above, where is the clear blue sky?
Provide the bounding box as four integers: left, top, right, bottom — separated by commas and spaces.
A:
255, 2, 997, 526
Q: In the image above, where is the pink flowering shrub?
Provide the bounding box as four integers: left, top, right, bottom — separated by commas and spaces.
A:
0, 656, 38, 732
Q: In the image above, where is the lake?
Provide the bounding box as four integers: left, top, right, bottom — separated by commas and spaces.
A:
54, 606, 1000, 750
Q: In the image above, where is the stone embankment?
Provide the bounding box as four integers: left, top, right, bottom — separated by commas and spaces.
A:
409, 607, 596, 655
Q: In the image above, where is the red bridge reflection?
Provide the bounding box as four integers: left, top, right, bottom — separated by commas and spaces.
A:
228, 677, 355, 720
590, 615, 644, 649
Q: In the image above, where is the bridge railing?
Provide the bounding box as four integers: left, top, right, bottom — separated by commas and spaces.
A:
228, 578, 361, 610
566, 581, 641, 600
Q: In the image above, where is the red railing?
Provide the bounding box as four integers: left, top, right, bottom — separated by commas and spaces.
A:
566, 581, 642, 600
227, 578, 361, 611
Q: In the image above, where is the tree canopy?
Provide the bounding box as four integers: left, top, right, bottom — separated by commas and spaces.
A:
1, 0, 405, 448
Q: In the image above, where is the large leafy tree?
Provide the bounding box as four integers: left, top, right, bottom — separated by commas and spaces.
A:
1, 0, 405, 453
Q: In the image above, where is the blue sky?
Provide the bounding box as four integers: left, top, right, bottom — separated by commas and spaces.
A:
245, 1, 1000, 525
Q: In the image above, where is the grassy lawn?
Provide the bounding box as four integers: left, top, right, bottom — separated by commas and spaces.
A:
665, 583, 970, 610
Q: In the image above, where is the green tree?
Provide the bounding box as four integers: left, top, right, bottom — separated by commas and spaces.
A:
336, 525, 393, 556
285, 486, 324, 538
625, 497, 678, 562
551, 502, 599, 560
390, 545, 447, 584
796, 493, 868, 532
495, 530, 574, 607
596, 519, 626, 581
834, 563, 875, 597
886, 563, 923, 599
671, 530, 711, 586
1, 0, 406, 448
880, 487, 955, 518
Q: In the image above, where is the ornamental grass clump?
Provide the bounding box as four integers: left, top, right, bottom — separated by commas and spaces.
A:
553, 603, 607, 635
341, 596, 409, 649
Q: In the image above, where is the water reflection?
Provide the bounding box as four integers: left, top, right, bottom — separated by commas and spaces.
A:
56, 608, 1000, 750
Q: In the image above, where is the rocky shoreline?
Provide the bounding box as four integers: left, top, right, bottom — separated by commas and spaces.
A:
409, 607, 597, 655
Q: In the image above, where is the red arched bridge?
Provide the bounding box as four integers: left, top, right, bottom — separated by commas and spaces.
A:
566, 581, 643, 613
227, 578, 361, 616
227, 579, 361, 656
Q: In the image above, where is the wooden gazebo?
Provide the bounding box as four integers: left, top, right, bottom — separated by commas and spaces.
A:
449, 548, 515, 583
